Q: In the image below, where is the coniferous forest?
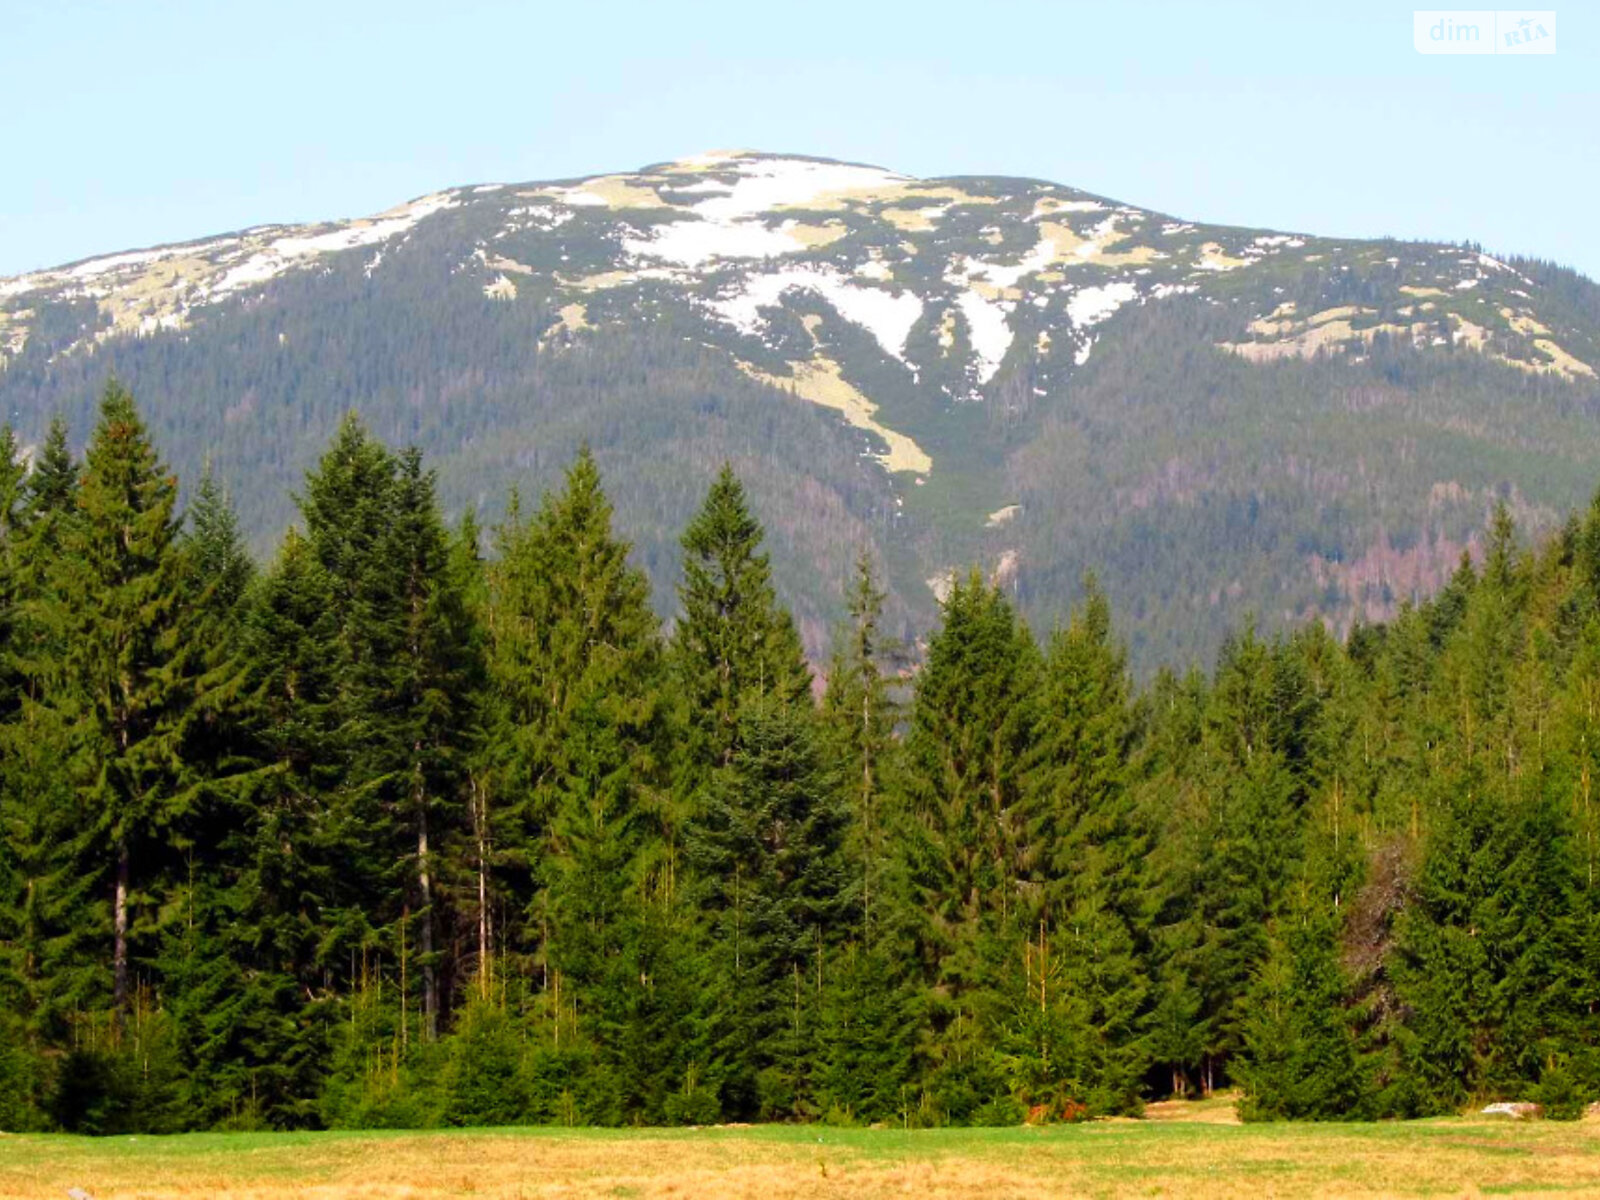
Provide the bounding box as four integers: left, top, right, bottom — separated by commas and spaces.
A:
5, 380, 1600, 1134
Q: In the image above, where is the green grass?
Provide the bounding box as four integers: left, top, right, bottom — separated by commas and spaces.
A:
4, 1107, 1600, 1199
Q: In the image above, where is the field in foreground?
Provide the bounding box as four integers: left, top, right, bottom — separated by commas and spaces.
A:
4, 1099, 1599, 1199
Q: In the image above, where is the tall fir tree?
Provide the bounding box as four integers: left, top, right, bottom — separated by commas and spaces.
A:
671, 464, 810, 788
1236, 909, 1366, 1121
820, 551, 900, 941
687, 698, 851, 1119
0, 416, 89, 1122
378, 446, 484, 1040
1023, 577, 1143, 932
484, 449, 680, 1118
185, 465, 255, 626
48, 383, 204, 1029
211, 528, 351, 1124
890, 573, 1037, 1115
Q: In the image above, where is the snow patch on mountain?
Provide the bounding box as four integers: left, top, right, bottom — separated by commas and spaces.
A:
962, 236, 1059, 292
70, 245, 221, 280
621, 157, 909, 268
709, 265, 923, 362
1031, 197, 1105, 218
625, 221, 806, 267
956, 290, 1013, 385
211, 193, 456, 296
688, 157, 907, 220
500, 205, 571, 234
1067, 281, 1138, 327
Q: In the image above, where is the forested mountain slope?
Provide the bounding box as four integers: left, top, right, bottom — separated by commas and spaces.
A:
4, 151, 1598, 669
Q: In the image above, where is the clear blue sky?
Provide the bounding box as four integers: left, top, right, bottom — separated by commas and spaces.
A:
5, 1, 1596, 278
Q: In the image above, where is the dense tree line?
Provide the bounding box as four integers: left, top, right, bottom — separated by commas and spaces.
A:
3, 381, 1600, 1132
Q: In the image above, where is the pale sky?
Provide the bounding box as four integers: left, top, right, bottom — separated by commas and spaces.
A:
4, 1, 1597, 277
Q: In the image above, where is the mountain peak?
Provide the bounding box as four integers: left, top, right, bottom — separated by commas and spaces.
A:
3, 153, 1598, 671
5, 152, 1593, 409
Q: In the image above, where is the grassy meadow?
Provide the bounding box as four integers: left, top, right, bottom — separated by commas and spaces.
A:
4, 1097, 1600, 1199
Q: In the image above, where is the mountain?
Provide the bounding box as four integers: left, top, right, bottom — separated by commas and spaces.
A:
3, 150, 1599, 671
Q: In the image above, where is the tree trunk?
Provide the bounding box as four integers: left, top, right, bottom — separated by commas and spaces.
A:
418, 807, 437, 1040
112, 839, 130, 1035
474, 774, 491, 1000
861, 690, 873, 938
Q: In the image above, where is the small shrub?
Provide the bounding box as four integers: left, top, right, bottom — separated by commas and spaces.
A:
661, 1064, 721, 1126
1535, 1057, 1586, 1122
970, 1095, 1026, 1126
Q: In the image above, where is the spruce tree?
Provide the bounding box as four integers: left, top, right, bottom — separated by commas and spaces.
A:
820, 552, 900, 940
485, 448, 672, 1115
292, 419, 406, 1023
1236, 912, 1365, 1121
998, 891, 1148, 1117
891, 573, 1037, 1114
0, 423, 27, 736
1028, 580, 1126, 811
1023, 578, 1143, 936
813, 937, 914, 1122
687, 698, 851, 1119
9, 416, 80, 693
0, 427, 46, 1127
215, 528, 352, 1121
672, 464, 810, 784
1195, 631, 1305, 1084
999, 579, 1150, 1115
297, 421, 483, 1043
377, 447, 484, 1041
185, 465, 255, 625
1392, 782, 1571, 1111
0, 417, 90, 1111
815, 553, 918, 1120
0, 424, 25, 519
49, 382, 202, 1028
1133, 666, 1212, 1096
487, 449, 663, 911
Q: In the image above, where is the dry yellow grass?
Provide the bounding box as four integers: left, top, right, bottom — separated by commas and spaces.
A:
779, 221, 849, 249
6, 1106, 1600, 1200
1531, 337, 1597, 378
556, 176, 666, 209
537, 303, 590, 347
1032, 220, 1155, 268
772, 183, 999, 218
880, 205, 942, 232
0, 308, 32, 365
482, 275, 517, 302
1222, 302, 1598, 381
737, 351, 932, 475
482, 254, 535, 276
1218, 318, 1361, 362
1196, 241, 1248, 271
561, 269, 638, 292
1500, 305, 1551, 337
